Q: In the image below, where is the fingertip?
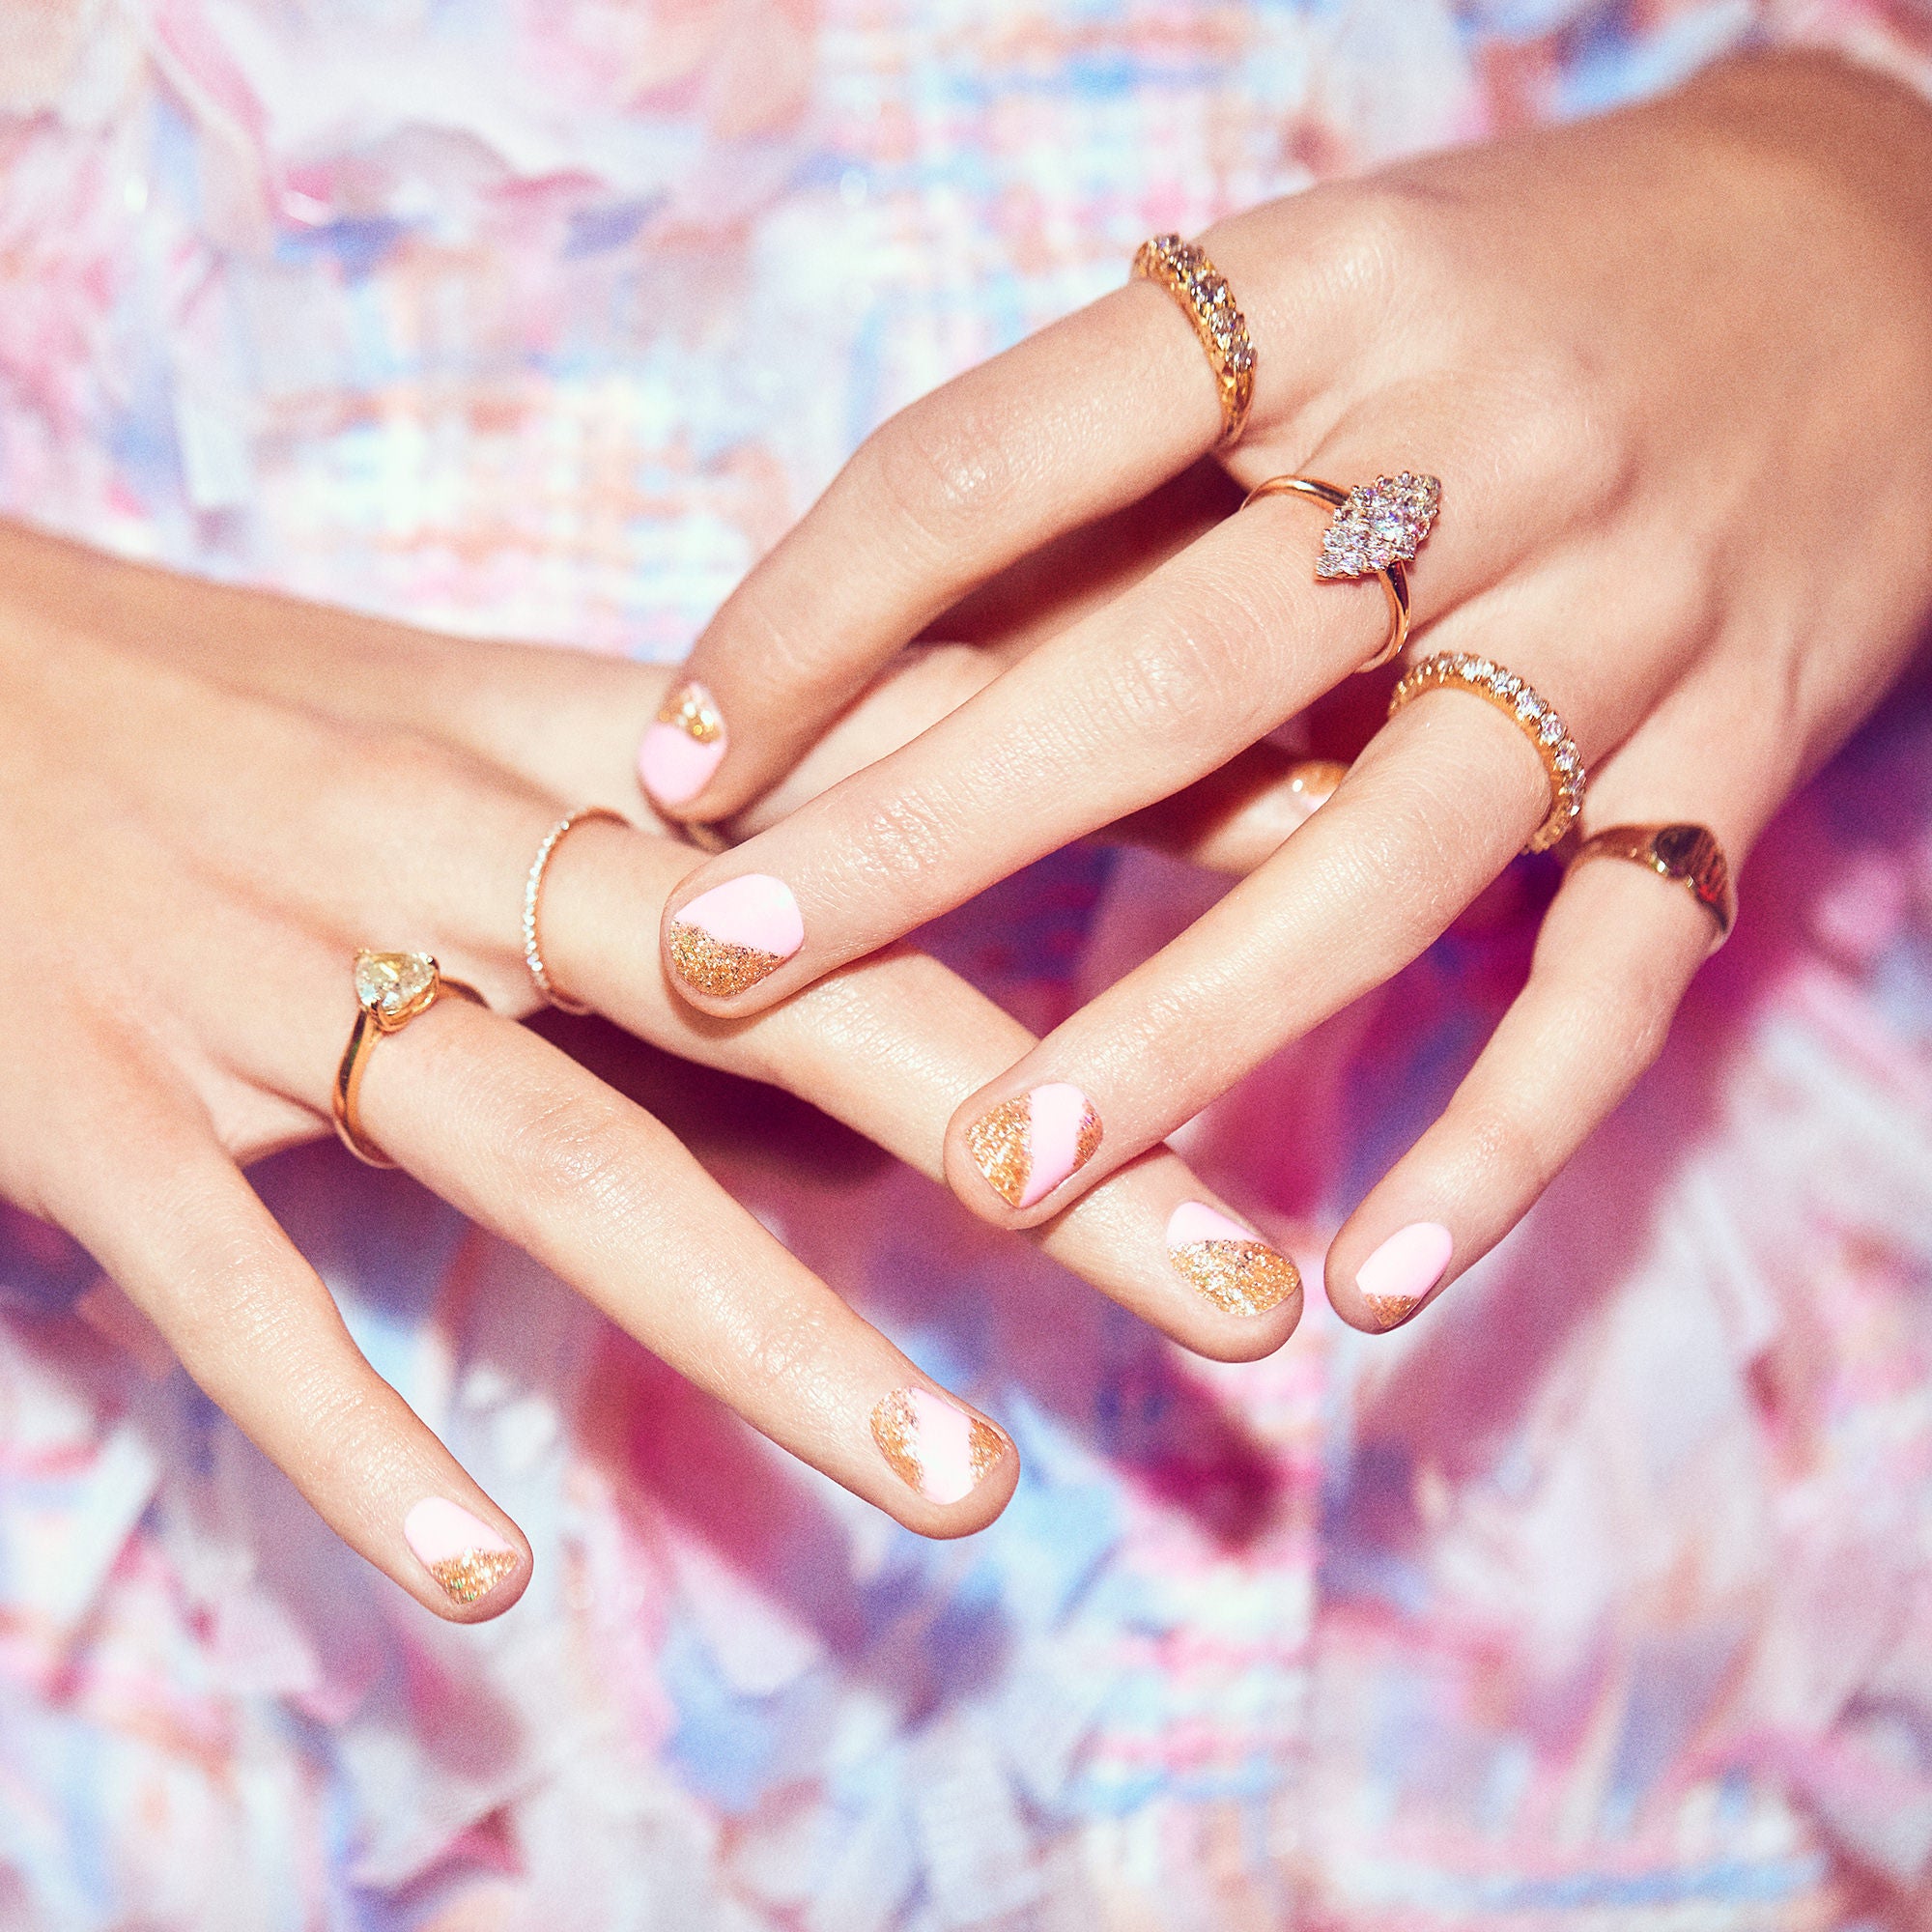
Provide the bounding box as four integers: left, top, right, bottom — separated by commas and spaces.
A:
1160, 1200, 1305, 1358
402, 1494, 532, 1621
1325, 1218, 1455, 1334
869, 1383, 1018, 1536
637, 680, 728, 815
950, 1080, 1105, 1224
661, 870, 806, 1007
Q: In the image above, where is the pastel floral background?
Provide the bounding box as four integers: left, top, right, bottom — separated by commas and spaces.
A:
3, 2, 1932, 1926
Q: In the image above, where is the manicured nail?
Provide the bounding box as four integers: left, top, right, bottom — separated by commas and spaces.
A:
667, 872, 804, 997
1165, 1202, 1301, 1316
870, 1386, 1007, 1505
403, 1497, 521, 1605
638, 681, 726, 807
1354, 1221, 1453, 1330
965, 1082, 1101, 1209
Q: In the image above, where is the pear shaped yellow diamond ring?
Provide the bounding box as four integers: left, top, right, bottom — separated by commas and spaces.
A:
332, 951, 486, 1168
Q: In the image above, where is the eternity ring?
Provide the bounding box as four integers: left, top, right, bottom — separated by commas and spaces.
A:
1388, 653, 1585, 853
1568, 823, 1735, 947
1131, 235, 1256, 443
1242, 472, 1441, 672
524, 807, 628, 1012
333, 951, 485, 1168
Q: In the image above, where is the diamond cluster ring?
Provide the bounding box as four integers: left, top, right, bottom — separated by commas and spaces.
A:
1388, 653, 1586, 853
1241, 471, 1441, 672
1131, 234, 1256, 443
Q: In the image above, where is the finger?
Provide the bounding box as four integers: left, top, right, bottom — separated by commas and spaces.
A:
940, 668, 1558, 1226
535, 818, 1304, 1360
348, 991, 1021, 1534
639, 278, 1233, 818
36, 1063, 530, 1621
654, 403, 1559, 1017
1323, 814, 1729, 1331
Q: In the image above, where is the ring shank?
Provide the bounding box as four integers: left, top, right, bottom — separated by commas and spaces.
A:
333, 973, 486, 1168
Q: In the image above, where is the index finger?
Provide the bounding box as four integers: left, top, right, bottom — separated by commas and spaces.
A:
639, 266, 1238, 820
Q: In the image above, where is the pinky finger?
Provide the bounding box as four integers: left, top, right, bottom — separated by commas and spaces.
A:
44, 1084, 530, 1621
1324, 848, 1719, 1332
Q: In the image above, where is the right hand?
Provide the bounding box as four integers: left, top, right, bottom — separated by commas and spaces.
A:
0, 519, 1305, 1620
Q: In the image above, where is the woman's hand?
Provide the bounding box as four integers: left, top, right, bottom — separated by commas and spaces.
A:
641, 51, 1932, 1326
0, 520, 1304, 1621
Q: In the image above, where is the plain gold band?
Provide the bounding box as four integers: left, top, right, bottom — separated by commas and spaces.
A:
1240, 475, 1411, 672
333, 964, 485, 1169
1568, 822, 1735, 948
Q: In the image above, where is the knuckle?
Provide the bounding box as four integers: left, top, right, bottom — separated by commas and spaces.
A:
856, 387, 1020, 550
503, 1084, 642, 1225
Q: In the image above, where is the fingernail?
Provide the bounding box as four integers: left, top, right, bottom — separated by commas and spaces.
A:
965, 1081, 1101, 1209
870, 1386, 1007, 1505
404, 1497, 522, 1605
1354, 1221, 1453, 1330
667, 872, 804, 997
1165, 1202, 1301, 1316
638, 681, 726, 807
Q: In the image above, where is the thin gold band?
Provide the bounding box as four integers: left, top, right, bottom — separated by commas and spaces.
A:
333, 952, 485, 1169
1240, 474, 1412, 672
1387, 654, 1586, 854
1568, 822, 1735, 946
524, 808, 628, 1014
1131, 235, 1255, 444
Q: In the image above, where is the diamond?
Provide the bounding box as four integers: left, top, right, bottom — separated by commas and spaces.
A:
355, 950, 437, 1019
1315, 472, 1442, 580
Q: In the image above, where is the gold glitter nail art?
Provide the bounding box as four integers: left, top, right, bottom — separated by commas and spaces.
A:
1363, 1292, 1421, 1331
659, 681, 723, 744
1170, 1238, 1301, 1316
426, 1547, 521, 1605
870, 1387, 1005, 1502
668, 922, 784, 997
965, 1097, 1033, 1206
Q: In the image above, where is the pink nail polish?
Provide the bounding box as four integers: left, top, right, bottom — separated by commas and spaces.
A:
404, 1497, 521, 1605
1354, 1221, 1453, 1330
667, 872, 804, 998
870, 1386, 1007, 1505
1165, 1202, 1300, 1316
965, 1082, 1101, 1209
638, 681, 726, 807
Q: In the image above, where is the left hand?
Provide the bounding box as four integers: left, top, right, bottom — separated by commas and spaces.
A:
638, 50, 1932, 1327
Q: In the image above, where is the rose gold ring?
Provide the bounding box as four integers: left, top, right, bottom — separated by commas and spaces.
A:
1568, 822, 1735, 947
1132, 235, 1256, 444
524, 808, 628, 1013
1241, 472, 1440, 672
333, 952, 486, 1168
1387, 653, 1585, 854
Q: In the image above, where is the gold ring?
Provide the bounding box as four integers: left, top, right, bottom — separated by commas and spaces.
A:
524, 808, 628, 1013
1241, 472, 1440, 672
1388, 653, 1585, 854
1568, 823, 1735, 946
333, 952, 486, 1168
1131, 234, 1256, 443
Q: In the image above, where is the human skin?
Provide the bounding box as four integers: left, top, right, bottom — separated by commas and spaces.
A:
642, 50, 1932, 1326
0, 520, 1313, 1621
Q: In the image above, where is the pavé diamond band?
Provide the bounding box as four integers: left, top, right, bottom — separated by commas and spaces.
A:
1131, 234, 1256, 444
1388, 653, 1586, 854
333, 952, 486, 1168
1241, 472, 1440, 671
524, 808, 627, 1013
1568, 822, 1734, 947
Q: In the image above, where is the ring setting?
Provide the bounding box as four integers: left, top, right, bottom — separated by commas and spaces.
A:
1569, 822, 1735, 945
1388, 653, 1585, 853
333, 950, 484, 1168
1131, 234, 1256, 444
1242, 472, 1440, 671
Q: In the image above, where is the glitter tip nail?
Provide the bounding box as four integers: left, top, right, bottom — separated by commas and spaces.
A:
639, 681, 728, 806
1354, 1221, 1454, 1330
404, 1497, 521, 1606
667, 873, 803, 998
1165, 1203, 1301, 1316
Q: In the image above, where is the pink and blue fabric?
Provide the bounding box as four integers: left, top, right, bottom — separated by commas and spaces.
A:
3, 3, 1931, 1926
